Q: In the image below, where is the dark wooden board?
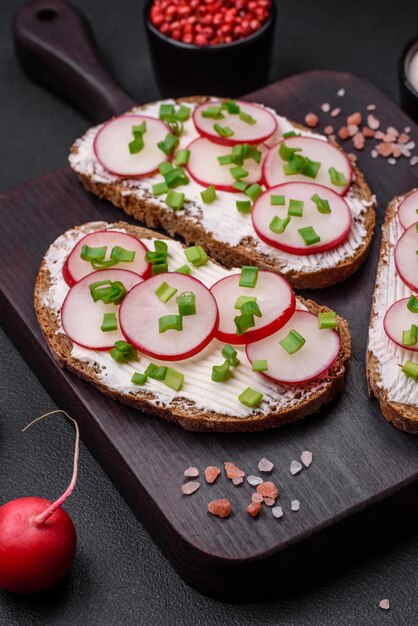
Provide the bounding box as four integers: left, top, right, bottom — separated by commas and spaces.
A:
1, 69, 418, 599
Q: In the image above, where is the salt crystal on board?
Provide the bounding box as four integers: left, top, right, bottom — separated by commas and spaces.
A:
367, 104, 376, 111
387, 158, 396, 165
379, 599, 390, 610
291, 500, 300, 512
301, 451, 313, 467
258, 458, 274, 472
337, 88, 345, 97
232, 476, 244, 486
410, 156, 418, 166
290, 460, 302, 475
182, 481, 200, 495
321, 102, 331, 112
330, 107, 341, 118
247, 475, 263, 486
184, 467, 199, 478
272, 506, 284, 519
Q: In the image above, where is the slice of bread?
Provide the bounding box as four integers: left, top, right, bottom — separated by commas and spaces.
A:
367, 193, 418, 434
35, 221, 351, 433
69, 97, 376, 290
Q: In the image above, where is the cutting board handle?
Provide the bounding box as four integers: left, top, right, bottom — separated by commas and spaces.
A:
13, 0, 136, 123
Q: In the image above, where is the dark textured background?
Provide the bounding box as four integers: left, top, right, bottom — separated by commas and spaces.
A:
0, 0, 417, 624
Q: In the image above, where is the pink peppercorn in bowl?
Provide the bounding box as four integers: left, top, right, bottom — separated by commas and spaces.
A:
144, 0, 276, 98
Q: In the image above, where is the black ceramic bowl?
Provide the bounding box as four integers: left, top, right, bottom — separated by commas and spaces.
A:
144, 0, 276, 98
399, 36, 418, 124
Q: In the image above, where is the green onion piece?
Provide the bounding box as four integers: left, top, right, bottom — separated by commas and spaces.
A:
402, 324, 418, 347
144, 251, 166, 263
159, 161, 173, 175
245, 183, 263, 201
129, 121, 147, 154
222, 99, 240, 114
144, 363, 168, 380
174, 105, 191, 122
164, 367, 184, 391
110, 246, 136, 262
312, 193, 331, 214
234, 295, 256, 309
234, 312, 255, 335
288, 199, 304, 217
152, 181, 169, 196
230, 166, 249, 180
280, 329, 305, 354
80, 244, 107, 262
201, 106, 225, 119
165, 189, 185, 210
239, 265, 258, 288
154, 281, 178, 303
302, 158, 321, 179
242, 144, 262, 163
151, 261, 168, 275
201, 185, 217, 203
131, 372, 147, 385
175, 264, 191, 274
238, 387, 263, 408
239, 111, 256, 125
168, 119, 183, 136
101, 312, 117, 332
252, 359, 268, 372
240, 300, 261, 317
401, 360, 418, 381
164, 167, 189, 188
329, 166, 347, 187
159, 103, 175, 120
211, 360, 230, 382
270, 195, 285, 205
155, 240, 168, 255
184, 246, 208, 267
279, 143, 302, 161
222, 344, 240, 367
233, 180, 249, 192
298, 226, 321, 246
158, 315, 183, 333
318, 311, 337, 329
407, 295, 418, 313
231, 145, 244, 165
146, 241, 169, 276
175, 149, 190, 166
176, 291, 196, 316
89, 280, 127, 305
110, 340, 137, 363
270, 215, 290, 234
236, 200, 252, 213
90, 257, 118, 269
283, 153, 306, 174
213, 123, 234, 138
217, 154, 233, 165
283, 131, 299, 138
158, 133, 179, 155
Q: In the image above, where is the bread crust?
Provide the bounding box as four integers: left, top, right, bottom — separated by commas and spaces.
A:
35, 221, 351, 433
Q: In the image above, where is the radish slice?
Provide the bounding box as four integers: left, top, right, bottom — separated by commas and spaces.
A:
61, 269, 143, 350
119, 273, 219, 361
185, 137, 268, 192
384, 298, 418, 352
263, 136, 353, 195
394, 222, 418, 292
246, 310, 340, 384
63, 230, 150, 287
192, 100, 278, 146
251, 182, 352, 255
210, 271, 295, 345
93, 115, 170, 177
398, 189, 418, 230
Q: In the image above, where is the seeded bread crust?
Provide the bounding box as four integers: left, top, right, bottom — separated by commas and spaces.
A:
366, 197, 418, 435
35, 221, 351, 433
70, 97, 376, 290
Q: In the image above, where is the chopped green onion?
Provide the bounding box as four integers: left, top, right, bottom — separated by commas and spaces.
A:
158, 134, 179, 155
301, 158, 321, 179
240, 300, 261, 317
80, 244, 107, 262
288, 199, 304, 217
234, 312, 255, 335
298, 226, 321, 246
279, 143, 302, 161
239, 111, 256, 125
238, 387, 263, 408
270, 195, 285, 205
234, 295, 256, 309
230, 145, 244, 165
283, 153, 306, 174
165, 189, 185, 210
230, 166, 248, 180
283, 131, 299, 138
152, 181, 169, 196
407, 295, 418, 313
243, 144, 262, 163
159, 103, 175, 120
270, 215, 290, 234
154, 281, 178, 303
222, 99, 240, 114
222, 344, 240, 367
201, 185, 217, 203
312, 193, 331, 214
89, 280, 127, 305
184, 246, 208, 267
159, 161, 173, 175
175, 264, 191, 274
158, 315, 183, 333
252, 359, 268, 372
329, 167, 347, 187
213, 123, 234, 138
280, 329, 305, 354
129, 121, 147, 154
131, 372, 147, 385
201, 106, 224, 119
217, 154, 233, 165
144, 363, 168, 380
101, 312, 117, 332
164, 367, 184, 391
236, 200, 252, 213
239, 265, 258, 288
146, 241, 169, 276
233, 180, 249, 192
401, 360, 418, 381
168, 119, 183, 136
155, 240, 168, 255
151, 261, 168, 275
402, 324, 418, 347
174, 105, 191, 122
176, 291, 196, 316
175, 149, 190, 166
211, 360, 230, 382
90, 257, 118, 269
164, 167, 189, 188
110, 340, 137, 363
245, 183, 263, 202
110, 246, 136, 262
318, 311, 337, 329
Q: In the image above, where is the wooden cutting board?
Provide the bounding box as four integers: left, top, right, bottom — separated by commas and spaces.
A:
2, 0, 417, 600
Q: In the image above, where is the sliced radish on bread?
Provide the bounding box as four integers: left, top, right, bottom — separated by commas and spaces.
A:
61, 269, 143, 350
246, 310, 340, 384
210, 271, 295, 344
384, 297, 418, 352
186, 137, 267, 192
397, 189, 418, 230
63, 230, 150, 287
119, 273, 219, 361
263, 136, 352, 195
192, 100, 277, 146
394, 223, 418, 292
93, 115, 170, 177
251, 182, 352, 255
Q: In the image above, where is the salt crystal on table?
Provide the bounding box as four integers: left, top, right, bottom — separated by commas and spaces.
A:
388, 158, 396, 165
232, 476, 244, 486
272, 506, 283, 519
290, 460, 302, 475
371, 149, 378, 159
404, 126, 411, 133
379, 599, 390, 610
337, 88, 345, 97
367, 114, 380, 130
410, 156, 418, 166
321, 102, 331, 112
184, 467, 199, 478
258, 458, 274, 472
367, 103, 376, 111
330, 107, 341, 118
252, 493, 264, 503
301, 451, 313, 467
182, 481, 200, 495
291, 500, 300, 512
247, 475, 263, 486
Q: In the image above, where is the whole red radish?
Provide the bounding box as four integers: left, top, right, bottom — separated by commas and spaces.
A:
0, 410, 79, 594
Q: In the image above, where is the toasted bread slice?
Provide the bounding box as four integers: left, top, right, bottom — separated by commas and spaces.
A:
35, 221, 351, 433
367, 193, 418, 434
69, 97, 376, 290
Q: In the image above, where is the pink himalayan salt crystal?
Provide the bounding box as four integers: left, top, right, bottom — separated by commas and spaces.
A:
379, 599, 390, 610
301, 450, 313, 467
305, 112, 319, 128
330, 107, 341, 118
184, 466, 199, 478
204, 466, 220, 484
291, 499, 300, 512
258, 457, 274, 472
263, 497, 276, 507
246, 501, 261, 517
324, 125, 334, 135
367, 114, 380, 130
224, 461, 245, 479
232, 476, 244, 486
290, 460, 303, 475
247, 475, 263, 486
208, 498, 231, 518
337, 88, 345, 97
272, 506, 284, 519
182, 481, 200, 496
410, 156, 418, 166
257, 481, 279, 500
321, 102, 331, 112
252, 493, 264, 503
367, 103, 376, 111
